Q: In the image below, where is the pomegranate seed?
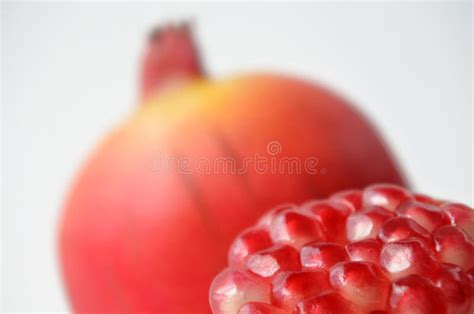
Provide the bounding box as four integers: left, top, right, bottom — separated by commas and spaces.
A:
303, 199, 353, 216
441, 202, 474, 241
389, 275, 447, 314
303, 201, 350, 244
414, 193, 443, 206
330, 189, 362, 212
432, 264, 471, 313
238, 302, 286, 314
380, 238, 438, 279
246, 245, 300, 279
467, 267, 474, 285
210, 186, 474, 313
296, 290, 356, 314
329, 261, 390, 311
362, 184, 413, 211
271, 270, 330, 310
345, 239, 383, 264
396, 200, 447, 232
209, 268, 270, 314
229, 228, 273, 267
300, 242, 347, 271
269, 210, 326, 249
257, 204, 298, 229
378, 217, 432, 246
433, 225, 474, 271
346, 206, 394, 241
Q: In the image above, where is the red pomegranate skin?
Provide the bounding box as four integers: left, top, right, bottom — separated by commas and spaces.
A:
58, 26, 406, 313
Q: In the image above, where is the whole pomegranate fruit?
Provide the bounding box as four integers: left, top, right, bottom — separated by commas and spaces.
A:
210, 184, 474, 314
59, 25, 406, 312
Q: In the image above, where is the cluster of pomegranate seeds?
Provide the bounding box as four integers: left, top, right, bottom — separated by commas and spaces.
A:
209, 184, 474, 314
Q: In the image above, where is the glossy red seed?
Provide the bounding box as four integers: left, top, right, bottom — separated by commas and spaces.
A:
269, 210, 326, 249
271, 270, 330, 310
432, 264, 471, 314
300, 242, 347, 271
330, 189, 362, 211
211, 187, 474, 314
345, 239, 383, 264
467, 267, 474, 285
362, 184, 413, 211
229, 228, 273, 267
389, 275, 447, 314
296, 290, 356, 314
346, 206, 394, 242
238, 302, 286, 314
414, 193, 443, 206
396, 200, 447, 232
466, 268, 474, 314
209, 268, 270, 314
246, 245, 301, 279
303, 201, 350, 244
257, 204, 299, 229
378, 217, 432, 245
380, 238, 438, 279
329, 261, 390, 311
303, 199, 353, 216
441, 202, 474, 240
433, 225, 474, 271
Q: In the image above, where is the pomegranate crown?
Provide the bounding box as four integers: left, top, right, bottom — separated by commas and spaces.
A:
141, 22, 204, 100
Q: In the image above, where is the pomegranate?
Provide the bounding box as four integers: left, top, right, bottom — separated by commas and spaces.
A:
210, 184, 474, 313
59, 25, 406, 312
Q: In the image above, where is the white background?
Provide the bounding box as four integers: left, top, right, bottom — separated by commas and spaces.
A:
2, 2, 472, 312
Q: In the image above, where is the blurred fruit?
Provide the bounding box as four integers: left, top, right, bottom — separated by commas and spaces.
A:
59, 24, 406, 312
210, 184, 474, 313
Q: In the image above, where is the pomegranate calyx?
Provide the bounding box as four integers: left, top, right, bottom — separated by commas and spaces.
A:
140, 22, 204, 101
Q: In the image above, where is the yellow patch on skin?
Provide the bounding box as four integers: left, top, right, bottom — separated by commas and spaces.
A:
131, 79, 219, 128
133, 72, 279, 121
115, 78, 231, 145
109, 73, 295, 146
